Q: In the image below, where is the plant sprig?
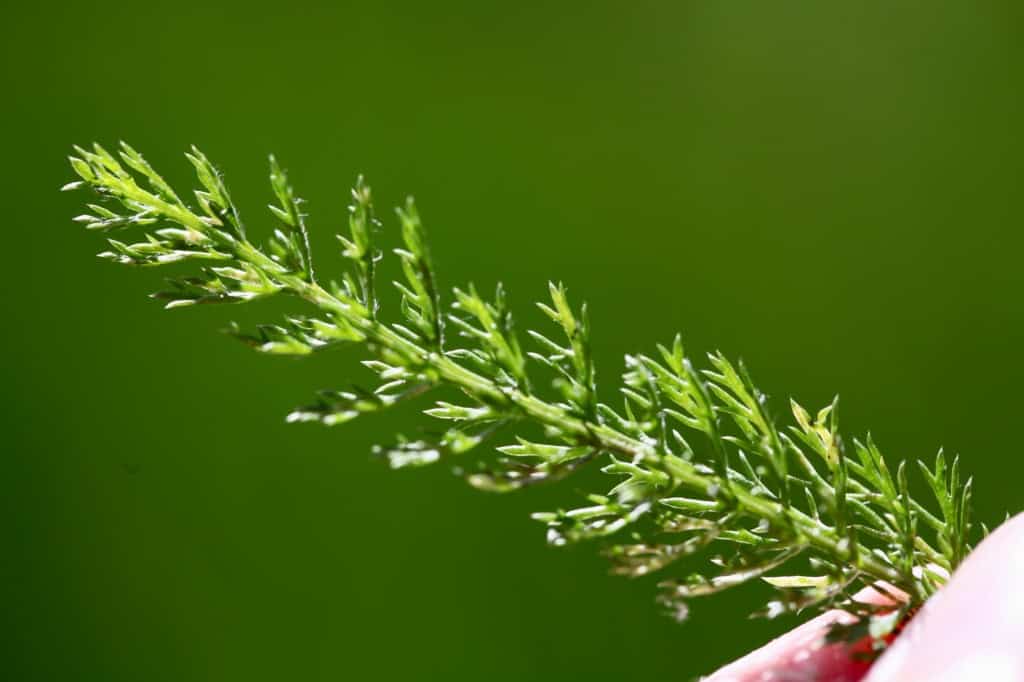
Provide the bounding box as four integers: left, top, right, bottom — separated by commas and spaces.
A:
65, 142, 980, 638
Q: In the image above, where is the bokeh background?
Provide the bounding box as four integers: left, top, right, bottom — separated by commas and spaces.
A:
3, 2, 1022, 680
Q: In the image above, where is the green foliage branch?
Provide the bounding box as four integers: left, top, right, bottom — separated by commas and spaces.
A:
65, 143, 981, 642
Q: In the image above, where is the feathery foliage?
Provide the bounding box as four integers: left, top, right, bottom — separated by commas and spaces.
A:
65, 143, 981, 645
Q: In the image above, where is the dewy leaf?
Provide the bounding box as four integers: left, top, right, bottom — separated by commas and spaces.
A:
185, 146, 245, 238
340, 175, 381, 317
268, 155, 314, 281
395, 197, 442, 348
497, 438, 592, 465
66, 141, 990, 634
762, 575, 831, 589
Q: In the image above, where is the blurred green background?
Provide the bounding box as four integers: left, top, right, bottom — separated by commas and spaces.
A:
3, 1, 1022, 680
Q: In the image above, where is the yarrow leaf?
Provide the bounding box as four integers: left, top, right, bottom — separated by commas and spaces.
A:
66, 142, 990, 644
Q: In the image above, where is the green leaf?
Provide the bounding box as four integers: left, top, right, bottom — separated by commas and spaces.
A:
67, 141, 981, 632
268, 155, 314, 281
